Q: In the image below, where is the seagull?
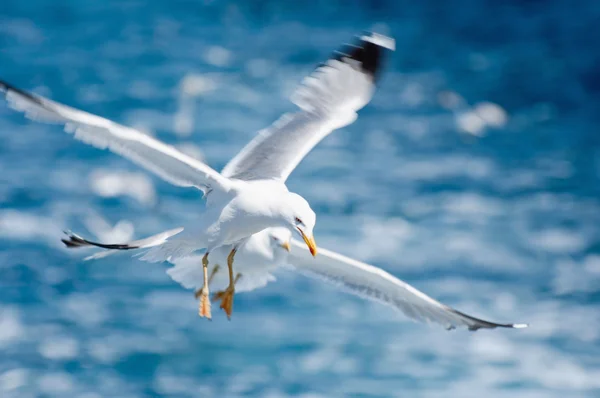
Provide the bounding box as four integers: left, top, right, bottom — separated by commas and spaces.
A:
0, 32, 395, 320
63, 226, 528, 331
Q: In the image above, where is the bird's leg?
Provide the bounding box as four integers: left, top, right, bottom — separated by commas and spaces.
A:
198, 252, 211, 319
212, 248, 239, 320
194, 264, 220, 299
212, 273, 241, 303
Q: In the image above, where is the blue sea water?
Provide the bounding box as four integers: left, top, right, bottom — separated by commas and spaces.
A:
1, 0, 600, 397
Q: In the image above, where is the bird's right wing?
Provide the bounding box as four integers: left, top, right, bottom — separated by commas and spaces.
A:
0, 81, 230, 192
288, 239, 528, 331
221, 32, 395, 182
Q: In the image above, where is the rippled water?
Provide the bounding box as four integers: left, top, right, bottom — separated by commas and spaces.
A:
1, 1, 600, 397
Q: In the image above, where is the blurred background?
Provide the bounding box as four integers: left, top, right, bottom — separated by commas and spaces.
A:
1, 0, 600, 397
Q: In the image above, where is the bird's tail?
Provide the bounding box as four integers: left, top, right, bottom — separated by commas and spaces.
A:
291, 32, 395, 126
62, 227, 184, 261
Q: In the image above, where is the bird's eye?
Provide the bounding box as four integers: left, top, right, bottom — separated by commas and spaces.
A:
295, 217, 302, 224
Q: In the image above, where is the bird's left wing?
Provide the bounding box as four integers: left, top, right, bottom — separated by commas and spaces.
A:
221, 32, 395, 182
288, 239, 528, 331
0, 81, 230, 192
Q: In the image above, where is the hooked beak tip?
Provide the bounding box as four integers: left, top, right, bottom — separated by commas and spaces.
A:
309, 243, 317, 257
298, 228, 317, 257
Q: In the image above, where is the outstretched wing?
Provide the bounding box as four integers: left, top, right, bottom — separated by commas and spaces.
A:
221, 32, 395, 182
288, 240, 528, 331
0, 81, 230, 192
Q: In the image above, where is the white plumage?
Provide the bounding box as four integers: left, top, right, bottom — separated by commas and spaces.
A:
286, 239, 527, 331
222, 59, 369, 181
4, 86, 229, 191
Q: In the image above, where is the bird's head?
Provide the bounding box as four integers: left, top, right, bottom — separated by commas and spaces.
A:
267, 227, 293, 254
282, 192, 317, 257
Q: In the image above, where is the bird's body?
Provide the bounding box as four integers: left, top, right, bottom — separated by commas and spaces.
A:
211, 180, 291, 246
140, 180, 294, 263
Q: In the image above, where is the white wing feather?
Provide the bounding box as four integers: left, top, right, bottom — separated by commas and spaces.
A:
0, 81, 230, 192
222, 33, 393, 181
288, 239, 528, 331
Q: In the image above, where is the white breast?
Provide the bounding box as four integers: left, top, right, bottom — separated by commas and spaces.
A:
212, 180, 289, 247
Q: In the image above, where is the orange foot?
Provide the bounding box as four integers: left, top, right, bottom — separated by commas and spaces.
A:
212, 287, 235, 320
198, 290, 211, 320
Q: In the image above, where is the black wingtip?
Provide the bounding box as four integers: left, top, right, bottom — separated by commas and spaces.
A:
0, 80, 17, 94
450, 308, 529, 332
331, 32, 395, 82
61, 238, 76, 248
0, 79, 45, 107
61, 231, 91, 248
61, 230, 139, 251
467, 323, 529, 332
61, 238, 84, 248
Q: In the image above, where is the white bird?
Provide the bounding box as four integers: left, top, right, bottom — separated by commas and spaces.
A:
1, 32, 395, 320
64, 226, 528, 331
59, 31, 527, 330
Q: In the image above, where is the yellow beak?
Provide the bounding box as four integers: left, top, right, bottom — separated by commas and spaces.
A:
298, 228, 317, 257
280, 241, 291, 252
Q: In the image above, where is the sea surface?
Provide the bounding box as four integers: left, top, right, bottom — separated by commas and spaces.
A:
1, 1, 600, 397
